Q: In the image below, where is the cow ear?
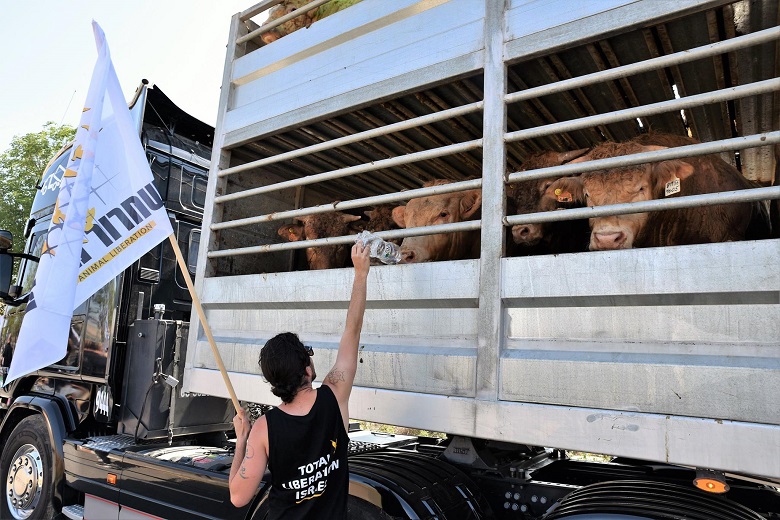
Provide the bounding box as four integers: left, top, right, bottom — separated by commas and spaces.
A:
279, 223, 305, 242
652, 159, 695, 190
461, 189, 482, 219
391, 205, 407, 228
550, 177, 585, 204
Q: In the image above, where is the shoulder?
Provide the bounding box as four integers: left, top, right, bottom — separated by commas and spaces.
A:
249, 415, 269, 453
318, 384, 338, 402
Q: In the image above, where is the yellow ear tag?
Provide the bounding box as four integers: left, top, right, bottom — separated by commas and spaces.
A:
554, 188, 562, 196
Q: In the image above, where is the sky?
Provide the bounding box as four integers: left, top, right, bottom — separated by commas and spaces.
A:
0, 1, 267, 153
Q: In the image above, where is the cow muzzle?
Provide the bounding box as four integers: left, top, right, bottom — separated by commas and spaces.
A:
590, 231, 628, 250
512, 224, 543, 246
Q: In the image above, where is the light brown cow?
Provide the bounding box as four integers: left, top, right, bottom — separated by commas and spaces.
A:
391, 180, 482, 263
277, 212, 362, 270
261, 0, 362, 44
560, 135, 771, 250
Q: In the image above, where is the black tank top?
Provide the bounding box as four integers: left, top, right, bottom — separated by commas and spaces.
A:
265, 385, 348, 519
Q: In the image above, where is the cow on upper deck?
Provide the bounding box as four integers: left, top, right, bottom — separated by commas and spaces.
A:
391, 180, 482, 263
508, 149, 591, 255
553, 133, 771, 250
260, 0, 363, 44
277, 211, 363, 270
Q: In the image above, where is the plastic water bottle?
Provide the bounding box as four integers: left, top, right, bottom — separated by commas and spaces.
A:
355, 230, 401, 265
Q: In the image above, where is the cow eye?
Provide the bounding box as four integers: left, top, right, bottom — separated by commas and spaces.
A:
583, 191, 590, 199
439, 211, 449, 218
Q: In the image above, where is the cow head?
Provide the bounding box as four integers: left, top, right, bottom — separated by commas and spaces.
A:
277, 212, 362, 269
580, 144, 695, 250
510, 149, 589, 247
391, 180, 482, 263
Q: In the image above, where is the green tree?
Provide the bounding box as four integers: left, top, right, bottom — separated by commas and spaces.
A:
0, 122, 75, 251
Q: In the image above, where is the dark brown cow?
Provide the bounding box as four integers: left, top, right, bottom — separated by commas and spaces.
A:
509, 149, 591, 255
391, 180, 482, 263
277, 212, 362, 270
562, 135, 771, 250
363, 204, 401, 244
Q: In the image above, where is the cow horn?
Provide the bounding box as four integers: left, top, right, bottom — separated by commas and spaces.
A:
342, 214, 362, 222
559, 148, 591, 164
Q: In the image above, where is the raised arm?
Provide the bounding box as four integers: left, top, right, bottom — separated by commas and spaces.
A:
323, 242, 370, 424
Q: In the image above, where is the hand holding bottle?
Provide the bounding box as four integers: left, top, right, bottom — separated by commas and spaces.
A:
355, 230, 401, 265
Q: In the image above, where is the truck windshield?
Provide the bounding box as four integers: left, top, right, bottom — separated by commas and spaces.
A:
31, 148, 71, 216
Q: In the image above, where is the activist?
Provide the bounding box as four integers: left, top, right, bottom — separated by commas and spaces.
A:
228, 242, 371, 518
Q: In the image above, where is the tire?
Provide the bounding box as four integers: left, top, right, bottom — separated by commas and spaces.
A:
348, 495, 395, 520
0, 415, 56, 520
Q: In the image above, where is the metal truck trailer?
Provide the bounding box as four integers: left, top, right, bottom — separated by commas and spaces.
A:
185, 0, 780, 484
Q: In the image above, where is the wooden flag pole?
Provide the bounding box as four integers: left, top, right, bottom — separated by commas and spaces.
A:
168, 234, 241, 412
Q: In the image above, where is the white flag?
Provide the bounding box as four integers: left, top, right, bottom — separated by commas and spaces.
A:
6, 22, 173, 384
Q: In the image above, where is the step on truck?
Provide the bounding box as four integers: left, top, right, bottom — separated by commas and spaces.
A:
2, 0, 780, 519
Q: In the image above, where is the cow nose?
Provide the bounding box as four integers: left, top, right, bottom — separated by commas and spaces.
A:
512, 225, 530, 240
401, 250, 416, 263
592, 231, 627, 250
516, 225, 531, 239
512, 224, 542, 245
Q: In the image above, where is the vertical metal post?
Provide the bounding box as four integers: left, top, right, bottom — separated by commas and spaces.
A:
476, 0, 507, 402
184, 12, 248, 397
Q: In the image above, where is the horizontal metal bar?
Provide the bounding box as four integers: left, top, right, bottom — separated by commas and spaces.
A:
207, 221, 481, 259
506, 132, 780, 184
219, 101, 484, 177
211, 179, 482, 231
505, 186, 780, 226
505, 78, 780, 143
237, 0, 332, 44
505, 26, 780, 105
240, 0, 283, 21
214, 139, 483, 204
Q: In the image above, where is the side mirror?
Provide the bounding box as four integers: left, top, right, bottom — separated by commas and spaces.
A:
0, 230, 13, 300
0, 230, 11, 251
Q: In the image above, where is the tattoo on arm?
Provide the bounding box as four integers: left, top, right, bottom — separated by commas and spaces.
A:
326, 370, 345, 384
239, 464, 248, 479
245, 444, 254, 459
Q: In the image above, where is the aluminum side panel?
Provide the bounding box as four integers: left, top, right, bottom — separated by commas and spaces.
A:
500, 240, 780, 424
224, 0, 485, 145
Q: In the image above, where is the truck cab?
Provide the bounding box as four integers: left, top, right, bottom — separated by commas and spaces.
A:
0, 83, 241, 520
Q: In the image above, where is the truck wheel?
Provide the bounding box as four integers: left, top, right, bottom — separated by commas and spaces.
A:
348, 495, 394, 519
1, 415, 56, 520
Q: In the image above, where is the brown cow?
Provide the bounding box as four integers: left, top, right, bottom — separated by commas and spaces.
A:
509, 149, 591, 255
391, 180, 482, 263
277, 212, 362, 270
261, 0, 362, 44
363, 204, 401, 244
562, 135, 771, 250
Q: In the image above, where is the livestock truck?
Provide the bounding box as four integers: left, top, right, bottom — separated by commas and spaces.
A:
1, 0, 780, 519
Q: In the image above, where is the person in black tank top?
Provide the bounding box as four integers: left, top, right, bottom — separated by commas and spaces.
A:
229, 243, 371, 519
